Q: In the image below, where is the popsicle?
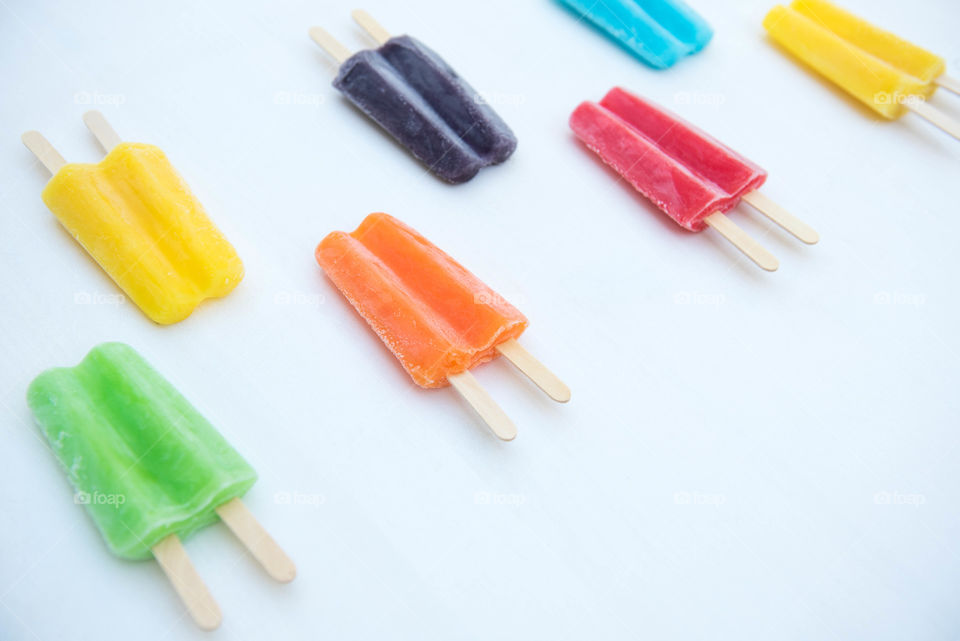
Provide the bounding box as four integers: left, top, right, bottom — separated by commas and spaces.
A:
20, 111, 244, 324
570, 88, 819, 271
764, 0, 960, 140
309, 10, 517, 184
27, 342, 295, 629
316, 213, 570, 441
556, 0, 713, 69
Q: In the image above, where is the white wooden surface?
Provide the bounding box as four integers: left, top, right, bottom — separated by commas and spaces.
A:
1, 0, 959, 639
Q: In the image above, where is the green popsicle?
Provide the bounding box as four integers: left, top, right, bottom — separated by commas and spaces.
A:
27, 342, 257, 560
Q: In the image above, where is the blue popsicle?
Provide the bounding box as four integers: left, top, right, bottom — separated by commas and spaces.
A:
557, 0, 713, 69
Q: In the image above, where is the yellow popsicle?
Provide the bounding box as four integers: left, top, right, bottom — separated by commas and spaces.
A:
42, 143, 243, 324
763, 1, 942, 119
789, 0, 944, 84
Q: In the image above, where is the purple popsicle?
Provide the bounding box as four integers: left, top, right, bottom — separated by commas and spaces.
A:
331, 35, 517, 184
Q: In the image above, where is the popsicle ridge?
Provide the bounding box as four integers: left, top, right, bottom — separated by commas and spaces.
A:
334, 36, 517, 183
316, 214, 527, 387
27, 343, 257, 560
571, 88, 766, 230
41, 143, 244, 324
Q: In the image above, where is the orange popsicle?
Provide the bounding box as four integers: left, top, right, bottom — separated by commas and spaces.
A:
316, 213, 527, 388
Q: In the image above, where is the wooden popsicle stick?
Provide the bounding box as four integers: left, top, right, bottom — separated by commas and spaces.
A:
215, 497, 296, 583
448, 370, 517, 441
741, 191, 819, 245
309, 27, 352, 64
703, 213, 779, 272
495, 339, 571, 403
351, 9, 391, 45
935, 74, 960, 95
151, 534, 222, 631
906, 100, 960, 141
21, 131, 66, 174
82, 110, 122, 152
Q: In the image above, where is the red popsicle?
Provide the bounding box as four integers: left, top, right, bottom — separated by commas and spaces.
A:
570, 87, 818, 270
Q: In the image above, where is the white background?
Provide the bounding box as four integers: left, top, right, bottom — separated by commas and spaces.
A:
1, 0, 958, 638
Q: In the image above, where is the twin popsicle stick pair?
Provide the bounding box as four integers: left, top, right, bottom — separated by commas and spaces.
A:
907, 81, 960, 141
703, 191, 818, 272
315, 213, 571, 443
449, 339, 571, 441
570, 89, 819, 273
310, 9, 518, 185
23, 111, 125, 173
310, 9, 392, 62
155, 498, 295, 630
